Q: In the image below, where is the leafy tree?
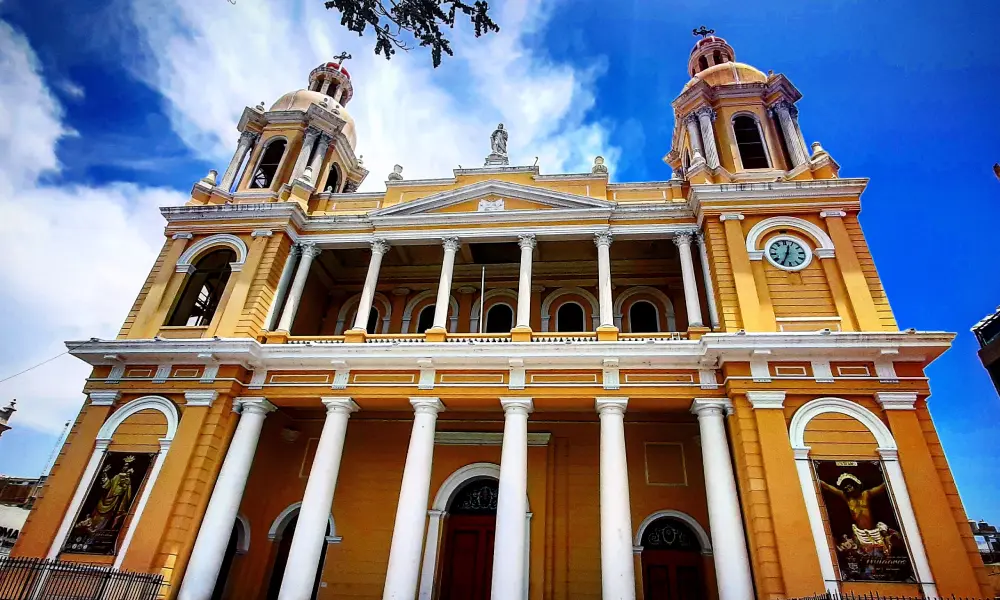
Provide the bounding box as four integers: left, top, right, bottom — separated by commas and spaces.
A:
324, 0, 499, 67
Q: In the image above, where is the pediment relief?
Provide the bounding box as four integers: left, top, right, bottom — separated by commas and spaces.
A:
370, 180, 613, 218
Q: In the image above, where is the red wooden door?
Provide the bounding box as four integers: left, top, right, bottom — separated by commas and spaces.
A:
439, 514, 496, 600
642, 549, 705, 600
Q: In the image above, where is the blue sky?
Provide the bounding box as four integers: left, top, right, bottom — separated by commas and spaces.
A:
0, 0, 997, 524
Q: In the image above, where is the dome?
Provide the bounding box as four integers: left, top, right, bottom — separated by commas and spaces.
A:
683, 61, 768, 90
268, 89, 357, 149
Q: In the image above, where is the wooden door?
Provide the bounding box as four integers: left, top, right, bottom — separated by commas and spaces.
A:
642, 549, 705, 600
439, 514, 496, 600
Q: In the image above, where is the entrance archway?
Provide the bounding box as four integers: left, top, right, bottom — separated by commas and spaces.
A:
210, 515, 250, 600
636, 513, 710, 600
264, 503, 339, 600
438, 478, 499, 600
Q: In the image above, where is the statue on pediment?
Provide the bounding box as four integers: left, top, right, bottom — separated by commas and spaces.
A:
485, 123, 509, 166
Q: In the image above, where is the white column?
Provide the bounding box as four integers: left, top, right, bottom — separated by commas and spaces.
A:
291, 127, 320, 182
673, 231, 704, 328
690, 399, 754, 600
417, 510, 445, 600
432, 238, 460, 330
178, 397, 275, 600
306, 133, 332, 184
352, 239, 391, 331
319, 78, 332, 96
276, 242, 320, 332
516, 235, 536, 328
695, 232, 720, 329
383, 398, 445, 600
695, 107, 720, 169
879, 449, 939, 598
594, 231, 614, 328
492, 397, 533, 599
333, 86, 345, 105
278, 397, 358, 600
595, 397, 635, 600
684, 114, 705, 163
266, 244, 302, 331
220, 131, 259, 191
773, 100, 808, 167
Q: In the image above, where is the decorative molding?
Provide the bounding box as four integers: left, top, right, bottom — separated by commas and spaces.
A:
184, 390, 219, 406
251, 229, 274, 238
719, 213, 744, 221
268, 502, 339, 543
434, 432, 551, 446
819, 210, 847, 218
171, 232, 193, 240
98, 396, 179, 441
744, 216, 835, 262
176, 233, 249, 272
746, 390, 786, 409
602, 358, 620, 390
152, 364, 171, 384
633, 510, 713, 556
810, 360, 835, 383
593, 230, 613, 248
89, 391, 120, 406
690, 398, 733, 416
788, 397, 896, 450
875, 391, 917, 410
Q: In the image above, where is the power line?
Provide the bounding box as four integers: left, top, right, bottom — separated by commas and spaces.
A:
0, 341, 94, 386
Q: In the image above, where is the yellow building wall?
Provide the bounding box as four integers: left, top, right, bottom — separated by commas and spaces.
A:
119, 238, 171, 339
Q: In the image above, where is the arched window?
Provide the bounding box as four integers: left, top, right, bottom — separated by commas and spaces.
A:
250, 139, 286, 189
325, 163, 342, 193
733, 115, 770, 169
713, 50, 722, 65
416, 305, 435, 333
556, 303, 585, 332
629, 301, 659, 333
485, 304, 513, 333
698, 55, 709, 71
168, 249, 235, 327
366, 307, 379, 334
683, 149, 691, 171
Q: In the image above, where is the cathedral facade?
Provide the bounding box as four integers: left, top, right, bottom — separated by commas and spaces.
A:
9, 33, 993, 600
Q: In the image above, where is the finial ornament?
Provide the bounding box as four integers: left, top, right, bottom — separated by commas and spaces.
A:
692, 25, 715, 38
255, 101, 265, 112
388, 164, 404, 181
485, 123, 509, 166
200, 169, 218, 186
332, 51, 352, 64
592, 156, 608, 175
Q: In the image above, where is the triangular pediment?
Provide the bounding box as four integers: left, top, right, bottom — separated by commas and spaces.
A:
370, 180, 613, 218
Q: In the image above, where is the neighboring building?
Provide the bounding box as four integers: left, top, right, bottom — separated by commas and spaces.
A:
973, 307, 1000, 395
0, 400, 15, 439
0, 476, 44, 556
9, 31, 993, 600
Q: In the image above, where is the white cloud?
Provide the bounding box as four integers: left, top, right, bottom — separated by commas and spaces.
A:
0, 20, 187, 434
127, 0, 621, 190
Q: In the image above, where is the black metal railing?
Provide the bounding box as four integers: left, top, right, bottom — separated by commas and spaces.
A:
0, 556, 163, 600
792, 593, 995, 600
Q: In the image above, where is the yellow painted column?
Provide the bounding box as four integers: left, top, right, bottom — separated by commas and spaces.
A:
119, 392, 215, 572
129, 234, 193, 339
877, 393, 981, 597
211, 231, 271, 337
818, 256, 858, 331
12, 392, 116, 557
821, 211, 881, 330
746, 391, 825, 596
720, 213, 774, 331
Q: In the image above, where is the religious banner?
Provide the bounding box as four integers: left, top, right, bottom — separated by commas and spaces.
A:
63, 452, 155, 555
813, 460, 915, 583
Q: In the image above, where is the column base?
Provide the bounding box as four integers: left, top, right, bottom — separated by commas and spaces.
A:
511, 326, 532, 342
265, 330, 290, 344
344, 328, 366, 343
687, 326, 710, 340
596, 325, 619, 342
424, 327, 448, 343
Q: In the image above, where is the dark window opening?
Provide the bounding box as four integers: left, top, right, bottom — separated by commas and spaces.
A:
641, 517, 701, 552
698, 56, 709, 71
470, 242, 521, 265
449, 479, 499, 515
366, 307, 379, 334
556, 303, 585, 332
167, 249, 236, 327
326, 163, 342, 193
713, 50, 722, 65
485, 304, 513, 333
733, 116, 770, 169
250, 140, 286, 189
417, 305, 436, 333
629, 301, 660, 333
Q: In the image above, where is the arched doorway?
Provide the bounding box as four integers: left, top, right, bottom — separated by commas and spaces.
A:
264, 505, 337, 600
210, 516, 249, 600
438, 478, 499, 600
639, 516, 706, 600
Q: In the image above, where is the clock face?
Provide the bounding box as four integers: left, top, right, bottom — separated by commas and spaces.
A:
767, 238, 808, 269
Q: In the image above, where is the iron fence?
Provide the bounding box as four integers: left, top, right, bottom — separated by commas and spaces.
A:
792, 593, 995, 600
0, 556, 163, 600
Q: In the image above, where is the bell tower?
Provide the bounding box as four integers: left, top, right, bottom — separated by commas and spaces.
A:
664, 29, 839, 183
191, 55, 369, 211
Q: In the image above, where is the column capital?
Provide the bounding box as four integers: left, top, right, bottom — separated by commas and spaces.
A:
517, 234, 537, 250
371, 238, 391, 255
441, 237, 461, 252
719, 213, 744, 221
695, 105, 717, 121
819, 209, 847, 219
792, 446, 811, 460
302, 125, 322, 139
89, 391, 120, 406
877, 448, 899, 461
594, 230, 613, 248
172, 232, 194, 241
234, 397, 277, 415
746, 390, 785, 410
239, 129, 260, 145
289, 243, 304, 257
500, 397, 533, 415
299, 242, 321, 259
685, 112, 701, 126
690, 398, 733, 417
673, 231, 695, 247
410, 397, 445, 414
321, 396, 361, 414
184, 390, 219, 407
875, 391, 918, 410
595, 396, 628, 415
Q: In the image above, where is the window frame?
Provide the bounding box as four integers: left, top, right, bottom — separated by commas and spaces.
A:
730, 113, 772, 170
628, 300, 661, 333
555, 301, 586, 333
248, 137, 288, 190
484, 302, 514, 333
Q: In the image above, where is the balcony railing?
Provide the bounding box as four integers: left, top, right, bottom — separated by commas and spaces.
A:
282, 331, 690, 344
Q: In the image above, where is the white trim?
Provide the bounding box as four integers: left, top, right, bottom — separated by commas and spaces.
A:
745, 216, 835, 260
470, 288, 518, 333
335, 292, 392, 334
114, 438, 169, 567
402, 290, 459, 333
762, 234, 813, 271
788, 397, 895, 450
434, 432, 551, 446
176, 233, 249, 273
746, 390, 786, 409
267, 501, 339, 544
235, 513, 251, 554
541, 287, 600, 332
613, 286, 677, 332
633, 510, 713, 556
97, 396, 179, 442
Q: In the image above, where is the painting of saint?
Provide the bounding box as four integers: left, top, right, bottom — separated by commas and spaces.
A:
814, 460, 915, 582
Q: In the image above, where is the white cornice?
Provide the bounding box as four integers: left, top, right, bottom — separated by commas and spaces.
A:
690, 178, 868, 203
